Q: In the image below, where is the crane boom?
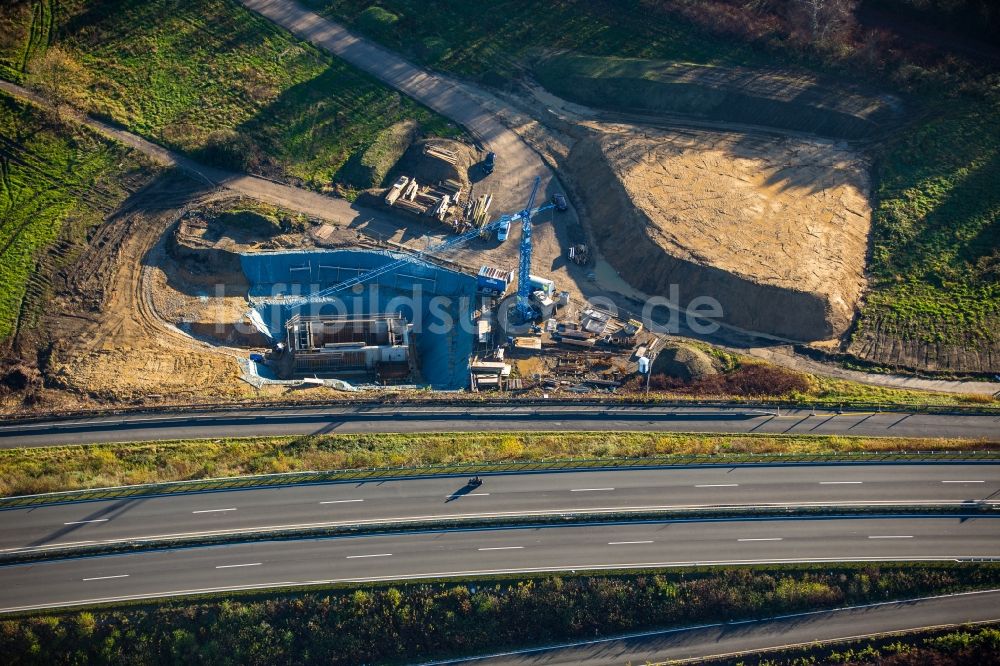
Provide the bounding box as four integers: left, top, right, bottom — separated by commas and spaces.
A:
283, 177, 552, 312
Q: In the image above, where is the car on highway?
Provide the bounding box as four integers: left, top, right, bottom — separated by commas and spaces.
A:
496, 217, 511, 241
552, 193, 568, 211
482, 151, 496, 175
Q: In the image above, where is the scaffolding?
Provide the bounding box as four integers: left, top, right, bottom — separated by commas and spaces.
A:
285, 313, 415, 382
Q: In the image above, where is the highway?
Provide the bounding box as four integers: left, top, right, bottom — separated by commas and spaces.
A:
440, 589, 1000, 665
2, 404, 999, 447
3, 465, 998, 554
0, 517, 997, 614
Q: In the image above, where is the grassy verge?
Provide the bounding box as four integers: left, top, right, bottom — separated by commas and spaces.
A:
716, 623, 1000, 666
627, 342, 996, 405
2, 563, 997, 663
851, 95, 1000, 368
0, 0, 457, 189
0, 90, 156, 341
2, 431, 995, 498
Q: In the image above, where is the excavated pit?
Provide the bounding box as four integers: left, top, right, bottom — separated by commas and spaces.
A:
570, 124, 871, 341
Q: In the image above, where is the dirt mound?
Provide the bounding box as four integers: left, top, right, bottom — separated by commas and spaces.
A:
652, 343, 718, 381
389, 138, 477, 191
536, 55, 901, 139
568, 124, 870, 341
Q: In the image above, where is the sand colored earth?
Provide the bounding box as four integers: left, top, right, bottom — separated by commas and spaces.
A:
573, 124, 871, 340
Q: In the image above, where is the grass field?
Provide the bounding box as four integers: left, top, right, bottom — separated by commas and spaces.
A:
0, 90, 154, 342
312, 0, 760, 83
1, 431, 992, 497
0, 0, 457, 189
854, 96, 1000, 362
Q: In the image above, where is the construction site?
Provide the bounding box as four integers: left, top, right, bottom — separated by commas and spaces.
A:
13, 11, 997, 413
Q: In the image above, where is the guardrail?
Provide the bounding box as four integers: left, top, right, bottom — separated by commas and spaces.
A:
2, 398, 998, 428
2, 449, 997, 510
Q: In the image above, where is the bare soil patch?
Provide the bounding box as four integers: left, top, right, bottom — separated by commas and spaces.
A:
568, 122, 871, 341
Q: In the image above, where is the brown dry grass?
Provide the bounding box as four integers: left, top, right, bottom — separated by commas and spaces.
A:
1, 431, 993, 497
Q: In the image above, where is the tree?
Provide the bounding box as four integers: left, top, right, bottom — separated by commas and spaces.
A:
787, 0, 858, 48
25, 46, 91, 110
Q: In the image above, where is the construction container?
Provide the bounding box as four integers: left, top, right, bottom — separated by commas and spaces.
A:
477, 265, 514, 295
528, 274, 556, 297
531, 290, 556, 319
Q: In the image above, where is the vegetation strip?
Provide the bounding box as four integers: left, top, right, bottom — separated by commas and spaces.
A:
5, 397, 999, 425
2, 563, 998, 663
2, 430, 997, 507
2, 505, 997, 567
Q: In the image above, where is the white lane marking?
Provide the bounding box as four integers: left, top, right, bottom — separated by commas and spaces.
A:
608, 541, 654, 545
819, 481, 863, 485
570, 488, 614, 492
446, 493, 491, 497
63, 519, 109, 525
346, 553, 392, 559
695, 484, 739, 488
192, 508, 237, 514
478, 546, 524, 551
82, 574, 129, 581
868, 535, 914, 539
319, 499, 364, 504
941, 480, 985, 484
738, 538, 783, 542
215, 562, 262, 569
7, 497, 993, 555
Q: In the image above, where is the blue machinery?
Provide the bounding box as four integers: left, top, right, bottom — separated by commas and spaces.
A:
286, 176, 553, 323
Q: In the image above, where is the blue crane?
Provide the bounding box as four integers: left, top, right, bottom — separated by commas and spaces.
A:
285, 176, 553, 318
511, 176, 545, 323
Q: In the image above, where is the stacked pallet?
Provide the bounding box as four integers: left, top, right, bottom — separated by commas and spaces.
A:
423, 144, 458, 164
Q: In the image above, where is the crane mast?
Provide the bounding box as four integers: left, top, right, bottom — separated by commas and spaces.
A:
512, 176, 542, 323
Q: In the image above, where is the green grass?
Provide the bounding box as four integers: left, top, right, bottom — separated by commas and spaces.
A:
0, 0, 54, 83
856, 96, 1000, 351
1, 431, 993, 498
310, 0, 764, 83
0, 90, 154, 341
1, 0, 457, 189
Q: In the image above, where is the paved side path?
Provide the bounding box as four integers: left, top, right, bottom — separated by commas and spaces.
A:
437, 589, 1000, 665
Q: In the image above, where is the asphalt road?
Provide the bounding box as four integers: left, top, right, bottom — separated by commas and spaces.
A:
3, 465, 998, 555
2, 405, 999, 448
1, 517, 997, 614
440, 589, 1000, 665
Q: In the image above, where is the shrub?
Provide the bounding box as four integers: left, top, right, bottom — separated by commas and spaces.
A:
357, 6, 399, 36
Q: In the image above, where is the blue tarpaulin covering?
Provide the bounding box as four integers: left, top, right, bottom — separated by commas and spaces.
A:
241, 250, 477, 389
